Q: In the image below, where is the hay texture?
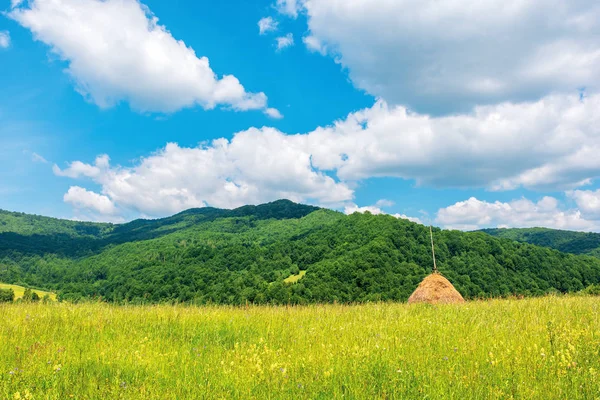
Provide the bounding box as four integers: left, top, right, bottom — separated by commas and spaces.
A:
408, 273, 465, 304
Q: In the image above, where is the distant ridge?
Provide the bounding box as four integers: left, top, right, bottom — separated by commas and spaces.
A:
175, 199, 320, 221
1, 199, 320, 240
481, 228, 600, 258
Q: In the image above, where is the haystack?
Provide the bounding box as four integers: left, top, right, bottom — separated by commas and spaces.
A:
408, 273, 465, 304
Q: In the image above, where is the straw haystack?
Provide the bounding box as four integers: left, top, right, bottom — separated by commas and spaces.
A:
408, 273, 465, 304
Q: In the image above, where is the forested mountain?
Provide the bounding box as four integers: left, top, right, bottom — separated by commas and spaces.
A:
481, 228, 600, 258
2, 200, 600, 304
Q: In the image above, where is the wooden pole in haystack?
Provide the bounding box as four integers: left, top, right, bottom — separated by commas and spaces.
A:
430, 225, 438, 274
407, 225, 465, 304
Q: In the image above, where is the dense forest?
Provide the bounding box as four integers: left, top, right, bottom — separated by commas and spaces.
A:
481, 228, 600, 258
2, 200, 600, 304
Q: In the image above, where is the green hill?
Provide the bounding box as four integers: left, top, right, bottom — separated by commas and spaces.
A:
2, 200, 600, 304
481, 228, 600, 258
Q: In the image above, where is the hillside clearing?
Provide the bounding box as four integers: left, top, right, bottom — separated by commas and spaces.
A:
284, 270, 306, 284
1, 295, 599, 399
0, 283, 56, 301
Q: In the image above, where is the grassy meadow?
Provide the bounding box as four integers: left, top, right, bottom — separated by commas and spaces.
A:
0, 283, 56, 302
1, 296, 599, 399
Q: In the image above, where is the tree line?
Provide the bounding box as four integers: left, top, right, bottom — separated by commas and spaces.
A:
2, 200, 600, 305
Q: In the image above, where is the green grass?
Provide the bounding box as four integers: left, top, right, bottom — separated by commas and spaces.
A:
0, 283, 56, 302
283, 270, 306, 284
1, 296, 599, 399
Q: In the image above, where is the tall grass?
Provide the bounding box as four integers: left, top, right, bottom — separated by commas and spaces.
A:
1, 296, 598, 399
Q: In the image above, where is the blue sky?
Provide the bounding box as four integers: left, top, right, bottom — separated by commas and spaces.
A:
1, 0, 599, 231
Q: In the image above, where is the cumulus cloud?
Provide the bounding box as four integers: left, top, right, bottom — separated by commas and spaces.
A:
288, 0, 600, 113
436, 196, 599, 232
53, 155, 109, 179
0, 31, 10, 49
275, 33, 294, 51
265, 107, 284, 119
54, 92, 600, 219
54, 132, 354, 217
258, 17, 278, 35
344, 203, 422, 224
568, 189, 600, 219
305, 93, 600, 190
9, 0, 277, 115
64, 186, 118, 217
302, 35, 326, 55
344, 204, 383, 215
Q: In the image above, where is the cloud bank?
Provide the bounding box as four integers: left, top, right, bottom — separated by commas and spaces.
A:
290, 0, 600, 113
54, 93, 600, 224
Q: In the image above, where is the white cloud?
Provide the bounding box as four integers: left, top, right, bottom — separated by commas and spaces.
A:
276, 0, 302, 18
375, 199, 394, 208
393, 214, 423, 225
0, 31, 10, 49
305, 93, 600, 191
265, 107, 284, 119
289, 0, 600, 113
568, 189, 600, 219
9, 0, 277, 115
54, 92, 600, 218
54, 132, 354, 217
31, 152, 47, 163
302, 35, 326, 55
275, 33, 294, 51
258, 17, 278, 35
344, 203, 422, 224
54, 155, 109, 179
436, 196, 599, 232
344, 204, 384, 215
64, 186, 118, 216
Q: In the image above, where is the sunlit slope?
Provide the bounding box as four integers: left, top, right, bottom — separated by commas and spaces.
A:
0, 282, 56, 301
